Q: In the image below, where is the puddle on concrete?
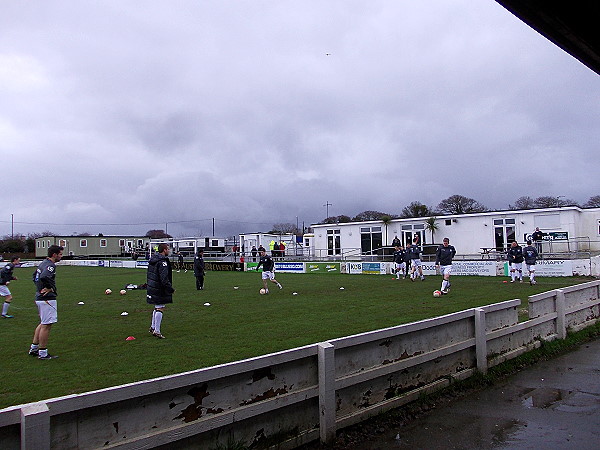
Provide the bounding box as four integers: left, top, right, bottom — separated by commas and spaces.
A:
345, 416, 526, 449
520, 387, 569, 409
555, 392, 600, 414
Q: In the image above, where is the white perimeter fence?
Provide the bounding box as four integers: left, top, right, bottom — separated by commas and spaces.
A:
1, 278, 599, 449
7, 254, 600, 276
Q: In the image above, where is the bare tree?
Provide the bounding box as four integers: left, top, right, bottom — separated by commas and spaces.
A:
509, 196, 535, 210
352, 210, 397, 221
271, 222, 298, 234
145, 229, 172, 239
533, 196, 577, 208
583, 195, 600, 208
322, 215, 352, 224
436, 195, 488, 215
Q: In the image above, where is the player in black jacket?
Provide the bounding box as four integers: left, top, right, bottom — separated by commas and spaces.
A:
1, 256, 20, 318
147, 244, 175, 338
507, 241, 524, 283
408, 238, 425, 281
523, 240, 539, 285
193, 249, 205, 290
435, 238, 456, 294
255, 249, 282, 294
29, 245, 63, 359
392, 246, 407, 279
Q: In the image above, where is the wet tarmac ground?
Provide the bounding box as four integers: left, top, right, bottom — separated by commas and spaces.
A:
348, 338, 600, 449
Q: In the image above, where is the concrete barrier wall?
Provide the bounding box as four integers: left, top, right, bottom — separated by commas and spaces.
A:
1, 281, 599, 449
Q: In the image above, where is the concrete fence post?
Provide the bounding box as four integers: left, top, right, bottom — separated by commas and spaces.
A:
474, 308, 488, 374
556, 289, 567, 339
318, 342, 336, 444
21, 402, 50, 450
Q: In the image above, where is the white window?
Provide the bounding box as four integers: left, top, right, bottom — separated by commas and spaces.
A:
37, 241, 41, 248
100, 239, 107, 247
119, 239, 125, 247
80, 239, 87, 247
59, 240, 66, 247
47, 240, 51, 248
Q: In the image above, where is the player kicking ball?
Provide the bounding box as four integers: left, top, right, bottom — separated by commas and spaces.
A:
435, 238, 456, 295
255, 249, 282, 294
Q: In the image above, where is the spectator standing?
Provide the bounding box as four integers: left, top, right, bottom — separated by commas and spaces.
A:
251, 245, 258, 262
269, 240, 276, 257
532, 227, 545, 254
280, 242, 286, 258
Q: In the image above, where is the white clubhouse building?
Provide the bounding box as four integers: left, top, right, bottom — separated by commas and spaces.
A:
308, 206, 600, 258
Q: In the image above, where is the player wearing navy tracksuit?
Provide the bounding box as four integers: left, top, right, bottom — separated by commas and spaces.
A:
408, 239, 425, 281
1, 256, 20, 318
392, 246, 407, 279
435, 238, 456, 294
256, 250, 282, 293
523, 240, 539, 285
147, 244, 175, 339
29, 245, 63, 359
507, 241, 524, 283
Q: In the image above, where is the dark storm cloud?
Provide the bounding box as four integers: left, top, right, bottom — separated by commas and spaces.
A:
1, 1, 598, 238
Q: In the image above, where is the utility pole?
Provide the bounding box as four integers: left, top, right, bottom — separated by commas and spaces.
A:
212, 218, 215, 236
11, 214, 14, 239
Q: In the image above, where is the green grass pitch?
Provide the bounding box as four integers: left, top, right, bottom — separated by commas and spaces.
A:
0, 265, 589, 409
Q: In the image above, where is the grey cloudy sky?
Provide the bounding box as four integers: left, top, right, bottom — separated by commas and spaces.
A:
2, 1, 599, 238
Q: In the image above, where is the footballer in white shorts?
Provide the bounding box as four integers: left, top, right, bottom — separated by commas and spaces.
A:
0, 285, 11, 297
439, 265, 452, 276
36, 300, 58, 325
262, 271, 275, 281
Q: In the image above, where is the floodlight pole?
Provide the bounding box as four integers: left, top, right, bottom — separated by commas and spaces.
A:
323, 201, 332, 219
11, 214, 14, 239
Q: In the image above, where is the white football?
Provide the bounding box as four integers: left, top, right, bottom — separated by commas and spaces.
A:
433, 290, 442, 298
259, 288, 266, 295
105, 289, 112, 295
119, 289, 127, 295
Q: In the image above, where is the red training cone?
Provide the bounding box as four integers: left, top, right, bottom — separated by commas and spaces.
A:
125, 336, 136, 341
